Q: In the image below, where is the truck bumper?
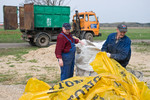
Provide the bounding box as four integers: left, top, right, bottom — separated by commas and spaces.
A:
95, 33, 102, 37
21, 34, 32, 42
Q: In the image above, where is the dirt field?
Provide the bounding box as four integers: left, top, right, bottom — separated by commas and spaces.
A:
127, 45, 150, 86
0, 43, 150, 100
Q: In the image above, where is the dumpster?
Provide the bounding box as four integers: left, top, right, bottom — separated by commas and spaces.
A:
4, 4, 70, 47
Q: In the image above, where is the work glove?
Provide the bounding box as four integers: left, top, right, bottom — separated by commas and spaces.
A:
107, 53, 111, 57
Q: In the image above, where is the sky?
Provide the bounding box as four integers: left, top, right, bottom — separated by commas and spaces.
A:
0, 0, 150, 23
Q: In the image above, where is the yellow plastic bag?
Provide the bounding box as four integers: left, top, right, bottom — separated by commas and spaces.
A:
19, 52, 150, 100
90, 52, 150, 100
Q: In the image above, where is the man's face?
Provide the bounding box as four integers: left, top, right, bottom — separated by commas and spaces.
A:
117, 29, 126, 38
62, 27, 70, 35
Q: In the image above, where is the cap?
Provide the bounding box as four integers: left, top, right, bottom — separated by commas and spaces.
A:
117, 24, 127, 32
63, 23, 71, 30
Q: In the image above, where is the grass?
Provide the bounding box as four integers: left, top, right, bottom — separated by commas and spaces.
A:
132, 42, 150, 52
38, 74, 60, 84
14, 54, 26, 61
0, 73, 14, 82
30, 65, 41, 71
94, 28, 150, 40
142, 70, 150, 72
9, 65, 15, 67
30, 65, 40, 67
0, 29, 24, 43
0, 28, 150, 43
43, 66, 57, 72
6, 62, 12, 64
144, 75, 150, 77
30, 68, 41, 71
28, 59, 38, 63
0, 47, 38, 57
14, 73, 60, 85
14, 73, 33, 85
24, 73, 33, 79
0, 71, 18, 83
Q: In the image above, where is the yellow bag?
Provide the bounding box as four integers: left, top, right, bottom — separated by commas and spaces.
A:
19, 52, 150, 100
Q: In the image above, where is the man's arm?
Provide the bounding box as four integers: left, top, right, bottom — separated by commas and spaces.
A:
73, 36, 84, 45
111, 40, 131, 61
55, 35, 65, 58
55, 34, 66, 66
101, 36, 110, 52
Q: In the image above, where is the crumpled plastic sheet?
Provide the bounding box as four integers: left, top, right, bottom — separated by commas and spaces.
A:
19, 52, 150, 100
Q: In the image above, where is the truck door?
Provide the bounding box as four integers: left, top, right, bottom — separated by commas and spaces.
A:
24, 4, 34, 30
88, 14, 99, 35
19, 7, 24, 30
3, 6, 18, 30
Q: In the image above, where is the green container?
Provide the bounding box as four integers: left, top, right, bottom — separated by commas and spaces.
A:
34, 5, 70, 28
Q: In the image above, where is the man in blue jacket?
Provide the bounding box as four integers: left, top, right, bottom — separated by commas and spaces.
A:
101, 24, 131, 68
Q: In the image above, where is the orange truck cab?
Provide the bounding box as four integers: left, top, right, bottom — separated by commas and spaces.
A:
72, 10, 101, 41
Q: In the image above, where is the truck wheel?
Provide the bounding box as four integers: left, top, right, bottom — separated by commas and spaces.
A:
84, 32, 93, 42
35, 33, 50, 47
28, 38, 36, 46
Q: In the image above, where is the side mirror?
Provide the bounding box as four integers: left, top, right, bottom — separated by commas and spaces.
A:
97, 17, 99, 24
97, 17, 99, 21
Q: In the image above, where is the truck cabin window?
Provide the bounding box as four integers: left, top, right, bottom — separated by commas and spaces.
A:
79, 15, 84, 19
85, 15, 88, 21
89, 15, 96, 22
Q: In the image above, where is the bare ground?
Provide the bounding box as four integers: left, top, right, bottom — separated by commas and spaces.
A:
0, 43, 150, 100
127, 46, 150, 86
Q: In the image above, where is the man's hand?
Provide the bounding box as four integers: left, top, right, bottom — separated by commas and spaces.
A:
107, 53, 111, 57
58, 58, 63, 67
79, 40, 84, 45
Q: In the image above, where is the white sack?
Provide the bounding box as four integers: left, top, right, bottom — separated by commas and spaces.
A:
75, 40, 105, 76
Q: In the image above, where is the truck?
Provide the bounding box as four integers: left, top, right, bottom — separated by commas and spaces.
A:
3, 4, 101, 47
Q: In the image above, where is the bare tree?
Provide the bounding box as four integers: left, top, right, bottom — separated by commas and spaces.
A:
23, 0, 71, 6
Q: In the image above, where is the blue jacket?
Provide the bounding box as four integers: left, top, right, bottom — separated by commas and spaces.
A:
101, 33, 131, 67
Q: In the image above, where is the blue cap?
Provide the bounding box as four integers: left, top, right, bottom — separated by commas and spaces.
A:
117, 24, 127, 32
63, 23, 71, 30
